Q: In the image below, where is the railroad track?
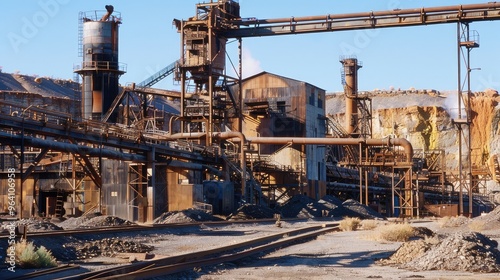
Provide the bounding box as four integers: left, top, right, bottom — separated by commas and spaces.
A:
38, 222, 338, 280
3, 264, 81, 280
0, 218, 282, 239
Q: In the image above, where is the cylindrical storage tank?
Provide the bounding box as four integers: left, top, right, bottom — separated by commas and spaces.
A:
75, 6, 125, 121
82, 20, 119, 68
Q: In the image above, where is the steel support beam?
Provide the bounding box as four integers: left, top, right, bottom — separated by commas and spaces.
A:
223, 3, 500, 38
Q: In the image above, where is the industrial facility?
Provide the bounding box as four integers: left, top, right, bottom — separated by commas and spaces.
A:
2, 1, 500, 223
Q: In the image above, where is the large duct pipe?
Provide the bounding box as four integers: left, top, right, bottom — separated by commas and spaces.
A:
0, 131, 147, 162
165, 132, 413, 163
245, 136, 413, 163
213, 132, 247, 200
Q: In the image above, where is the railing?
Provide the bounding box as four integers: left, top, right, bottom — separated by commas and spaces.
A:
74, 61, 127, 72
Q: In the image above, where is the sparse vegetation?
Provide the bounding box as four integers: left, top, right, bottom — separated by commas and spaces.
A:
339, 217, 361, 231
360, 219, 379, 230
373, 223, 415, 242
9, 240, 57, 268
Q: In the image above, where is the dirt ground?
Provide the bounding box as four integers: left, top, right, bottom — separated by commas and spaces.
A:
196, 230, 499, 280
4, 218, 500, 280
192, 219, 500, 280
5, 201, 500, 280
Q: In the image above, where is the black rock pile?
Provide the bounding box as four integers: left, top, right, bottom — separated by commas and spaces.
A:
226, 204, 278, 220
75, 238, 153, 259
58, 213, 135, 229
277, 194, 385, 220
1, 218, 63, 233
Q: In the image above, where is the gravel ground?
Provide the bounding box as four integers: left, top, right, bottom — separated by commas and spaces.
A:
3, 218, 500, 280
4, 204, 500, 279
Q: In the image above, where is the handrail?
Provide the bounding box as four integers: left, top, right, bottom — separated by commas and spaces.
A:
74, 61, 127, 72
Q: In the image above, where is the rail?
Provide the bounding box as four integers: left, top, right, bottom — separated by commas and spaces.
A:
74, 61, 127, 72
55, 223, 339, 280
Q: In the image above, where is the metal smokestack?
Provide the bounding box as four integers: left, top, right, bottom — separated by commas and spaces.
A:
340, 57, 362, 136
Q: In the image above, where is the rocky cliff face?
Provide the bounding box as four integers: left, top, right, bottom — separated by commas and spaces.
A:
326, 89, 500, 176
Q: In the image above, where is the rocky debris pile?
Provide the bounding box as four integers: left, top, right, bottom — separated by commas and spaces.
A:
78, 215, 134, 228
74, 238, 153, 259
412, 226, 435, 239
379, 239, 432, 265
1, 218, 63, 233
277, 195, 386, 219
57, 213, 134, 229
154, 209, 223, 224
440, 215, 470, 228
342, 199, 385, 220
226, 204, 278, 220
467, 205, 500, 231
381, 231, 500, 272
24, 220, 63, 232
278, 195, 325, 218
57, 212, 103, 229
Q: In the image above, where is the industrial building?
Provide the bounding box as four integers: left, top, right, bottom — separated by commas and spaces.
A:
1, 1, 500, 222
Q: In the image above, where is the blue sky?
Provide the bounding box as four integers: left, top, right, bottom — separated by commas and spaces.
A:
1, 0, 499, 92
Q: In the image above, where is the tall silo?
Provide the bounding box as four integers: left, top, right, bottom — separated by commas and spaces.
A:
74, 5, 126, 121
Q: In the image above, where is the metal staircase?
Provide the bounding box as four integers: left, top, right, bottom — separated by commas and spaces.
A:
222, 153, 264, 205
138, 60, 179, 88
326, 116, 359, 165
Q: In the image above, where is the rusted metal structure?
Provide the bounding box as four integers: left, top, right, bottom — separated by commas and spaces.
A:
74, 5, 126, 121
340, 57, 372, 139
3, 2, 500, 220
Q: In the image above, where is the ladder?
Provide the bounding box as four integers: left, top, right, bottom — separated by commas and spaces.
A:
54, 190, 64, 218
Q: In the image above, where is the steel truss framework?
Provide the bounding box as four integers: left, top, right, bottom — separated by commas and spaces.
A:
2, 2, 500, 219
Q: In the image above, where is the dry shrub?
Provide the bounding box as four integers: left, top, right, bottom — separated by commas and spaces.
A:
439, 215, 470, 228
374, 223, 414, 242
468, 220, 486, 231
361, 219, 378, 230
339, 217, 361, 231
9, 240, 57, 268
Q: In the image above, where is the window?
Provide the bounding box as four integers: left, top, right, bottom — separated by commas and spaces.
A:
309, 91, 315, 106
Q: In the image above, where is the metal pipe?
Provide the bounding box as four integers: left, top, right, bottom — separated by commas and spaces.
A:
213, 132, 247, 201
244, 136, 413, 162
100, 5, 114, 21
0, 131, 147, 162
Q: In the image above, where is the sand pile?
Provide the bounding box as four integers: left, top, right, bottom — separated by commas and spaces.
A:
381, 231, 500, 272
153, 209, 223, 224
226, 204, 278, 220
